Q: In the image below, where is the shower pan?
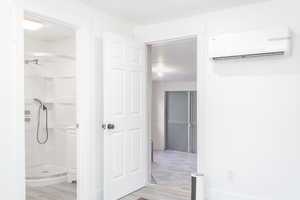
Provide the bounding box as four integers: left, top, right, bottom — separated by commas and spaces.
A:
26, 164, 68, 187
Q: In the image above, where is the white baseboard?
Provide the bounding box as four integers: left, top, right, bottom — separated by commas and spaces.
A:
207, 188, 266, 200
87, 188, 103, 200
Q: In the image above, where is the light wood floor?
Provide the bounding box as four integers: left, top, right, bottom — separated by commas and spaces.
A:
27, 151, 195, 200
26, 183, 76, 200
26, 183, 189, 200
152, 150, 197, 191
121, 184, 190, 200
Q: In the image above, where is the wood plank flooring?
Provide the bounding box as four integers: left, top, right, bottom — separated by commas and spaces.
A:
26, 182, 76, 200
121, 184, 190, 200
152, 150, 197, 190
26, 183, 189, 200
26, 151, 194, 200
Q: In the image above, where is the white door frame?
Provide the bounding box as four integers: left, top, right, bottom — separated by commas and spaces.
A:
20, 4, 98, 200
145, 34, 204, 183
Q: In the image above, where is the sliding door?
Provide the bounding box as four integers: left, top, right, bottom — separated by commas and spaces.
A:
190, 91, 197, 153
166, 91, 189, 152
166, 91, 197, 153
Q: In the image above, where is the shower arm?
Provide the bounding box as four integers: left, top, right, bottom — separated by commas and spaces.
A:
33, 98, 47, 110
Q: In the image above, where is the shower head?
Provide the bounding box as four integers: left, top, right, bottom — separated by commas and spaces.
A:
33, 98, 47, 110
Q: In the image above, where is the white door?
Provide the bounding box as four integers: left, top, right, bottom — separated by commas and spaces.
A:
103, 33, 147, 200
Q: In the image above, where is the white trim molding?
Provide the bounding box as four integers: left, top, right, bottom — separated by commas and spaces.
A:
208, 188, 269, 200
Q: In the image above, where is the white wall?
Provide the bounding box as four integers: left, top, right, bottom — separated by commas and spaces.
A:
152, 81, 196, 150
0, 0, 23, 199
136, 0, 300, 200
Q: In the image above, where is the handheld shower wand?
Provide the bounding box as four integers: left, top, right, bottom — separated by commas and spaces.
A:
33, 98, 49, 144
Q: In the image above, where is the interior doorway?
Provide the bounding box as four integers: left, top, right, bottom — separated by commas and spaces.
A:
24, 14, 77, 200
149, 37, 197, 192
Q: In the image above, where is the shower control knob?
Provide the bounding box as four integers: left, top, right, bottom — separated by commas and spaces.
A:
107, 123, 115, 130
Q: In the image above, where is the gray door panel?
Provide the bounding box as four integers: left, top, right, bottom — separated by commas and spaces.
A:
166, 92, 189, 152
190, 91, 197, 153
166, 91, 197, 153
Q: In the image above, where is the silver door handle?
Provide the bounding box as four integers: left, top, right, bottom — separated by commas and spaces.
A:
102, 123, 115, 130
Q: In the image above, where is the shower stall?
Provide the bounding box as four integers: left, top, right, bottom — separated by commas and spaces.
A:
24, 18, 77, 187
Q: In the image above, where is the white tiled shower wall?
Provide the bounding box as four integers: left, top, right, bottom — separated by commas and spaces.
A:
25, 36, 76, 174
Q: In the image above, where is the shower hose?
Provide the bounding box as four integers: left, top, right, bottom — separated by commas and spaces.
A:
36, 104, 49, 144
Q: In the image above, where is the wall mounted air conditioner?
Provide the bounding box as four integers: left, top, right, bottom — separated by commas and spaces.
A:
209, 27, 291, 60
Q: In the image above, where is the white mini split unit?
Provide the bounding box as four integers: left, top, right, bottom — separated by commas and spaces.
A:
209, 27, 291, 60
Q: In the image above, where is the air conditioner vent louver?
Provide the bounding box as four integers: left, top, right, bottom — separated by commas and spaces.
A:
212, 51, 285, 61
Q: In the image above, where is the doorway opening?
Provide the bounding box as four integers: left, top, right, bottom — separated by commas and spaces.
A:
149, 37, 197, 192
24, 14, 77, 200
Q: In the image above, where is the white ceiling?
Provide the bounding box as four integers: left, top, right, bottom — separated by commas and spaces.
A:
151, 38, 197, 82
24, 17, 75, 42
81, 0, 264, 24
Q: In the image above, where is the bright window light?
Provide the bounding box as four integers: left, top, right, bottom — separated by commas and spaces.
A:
23, 19, 43, 31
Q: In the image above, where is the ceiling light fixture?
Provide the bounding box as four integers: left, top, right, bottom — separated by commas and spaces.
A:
157, 72, 164, 77
23, 19, 43, 31
152, 63, 175, 79
32, 52, 52, 57
152, 64, 174, 74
